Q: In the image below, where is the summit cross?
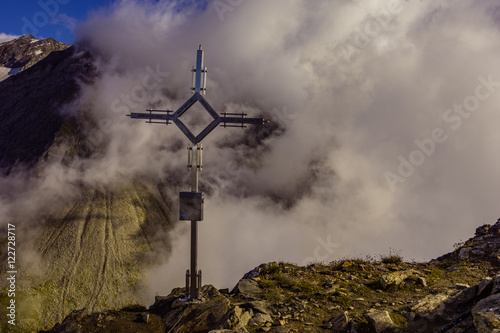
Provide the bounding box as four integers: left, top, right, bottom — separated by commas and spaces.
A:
127, 45, 268, 300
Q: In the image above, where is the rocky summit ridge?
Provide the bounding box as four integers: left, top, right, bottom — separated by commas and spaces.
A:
0, 34, 70, 82
43, 220, 500, 333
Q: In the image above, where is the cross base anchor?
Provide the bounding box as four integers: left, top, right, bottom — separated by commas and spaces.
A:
185, 269, 202, 300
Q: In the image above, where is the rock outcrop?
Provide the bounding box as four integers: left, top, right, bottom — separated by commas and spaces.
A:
435, 219, 500, 266
379, 269, 425, 290
472, 293, 500, 333
0, 34, 70, 82
41, 220, 500, 333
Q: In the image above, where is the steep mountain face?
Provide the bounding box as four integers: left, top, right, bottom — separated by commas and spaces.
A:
0, 42, 94, 171
44, 221, 500, 333
0, 34, 70, 82
0, 37, 175, 332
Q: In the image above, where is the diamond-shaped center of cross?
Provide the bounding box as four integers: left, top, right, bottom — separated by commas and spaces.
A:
178, 102, 215, 137
173, 93, 221, 144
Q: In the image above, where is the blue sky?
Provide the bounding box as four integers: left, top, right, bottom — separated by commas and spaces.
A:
0, 1, 208, 44
0, 0, 116, 44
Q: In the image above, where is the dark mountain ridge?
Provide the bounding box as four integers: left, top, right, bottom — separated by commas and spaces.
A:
0, 36, 94, 171
0, 35, 174, 333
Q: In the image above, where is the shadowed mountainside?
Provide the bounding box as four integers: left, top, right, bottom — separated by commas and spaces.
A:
0, 36, 176, 332
0, 36, 94, 171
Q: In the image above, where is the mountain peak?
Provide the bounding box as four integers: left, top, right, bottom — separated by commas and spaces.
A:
15, 34, 36, 42
0, 35, 70, 82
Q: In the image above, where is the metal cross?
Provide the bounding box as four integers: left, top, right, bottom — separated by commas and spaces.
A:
127, 45, 267, 300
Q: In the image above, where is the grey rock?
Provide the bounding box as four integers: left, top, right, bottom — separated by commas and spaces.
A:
380, 269, 417, 289
364, 310, 397, 332
417, 277, 427, 288
492, 221, 500, 234
458, 247, 471, 260
409, 293, 449, 320
248, 312, 273, 327
476, 224, 491, 237
330, 311, 349, 331
455, 283, 470, 290
477, 277, 493, 296
274, 328, 291, 333
220, 305, 253, 329
492, 275, 500, 294
247, 300, 271, 315
162, 285, 232, 332
402, 312, 416, 321
232, 279, 264, 299
236, 329, 250, 333
449, 285, 477, 305
472, 293, 500, 333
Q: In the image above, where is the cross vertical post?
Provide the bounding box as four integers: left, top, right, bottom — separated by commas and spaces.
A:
188, 143, 202, 300
191, 45, 207, 95
127, 45, 267, 301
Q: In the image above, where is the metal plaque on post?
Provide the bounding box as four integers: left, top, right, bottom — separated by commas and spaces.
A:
179, 192, 204, 221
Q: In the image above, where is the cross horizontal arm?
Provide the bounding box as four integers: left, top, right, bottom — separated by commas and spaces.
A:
128, 112, 175, 121
220, 116, 267, 125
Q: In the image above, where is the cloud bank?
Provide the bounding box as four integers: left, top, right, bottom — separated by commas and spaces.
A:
4, 0, 500, 300
0, 33, 20, 44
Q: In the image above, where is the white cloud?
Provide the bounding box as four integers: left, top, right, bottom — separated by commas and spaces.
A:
0, 33, 19, 44
51, 13, 78, 31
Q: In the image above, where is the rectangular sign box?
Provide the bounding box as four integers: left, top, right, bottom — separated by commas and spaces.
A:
179, 192, 204, 221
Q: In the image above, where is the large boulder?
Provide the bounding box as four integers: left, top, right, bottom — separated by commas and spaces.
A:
219, 306, 253, 330
231, 279, 264, 299
380, 269, 420, 289
248, 312, 273, 327
409, 293, 450, 321
246, 300, 271, 315
472, 293, 500, 333
364, 311, 397, 332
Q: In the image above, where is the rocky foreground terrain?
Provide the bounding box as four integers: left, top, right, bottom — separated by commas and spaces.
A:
43, 220, 500, 333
